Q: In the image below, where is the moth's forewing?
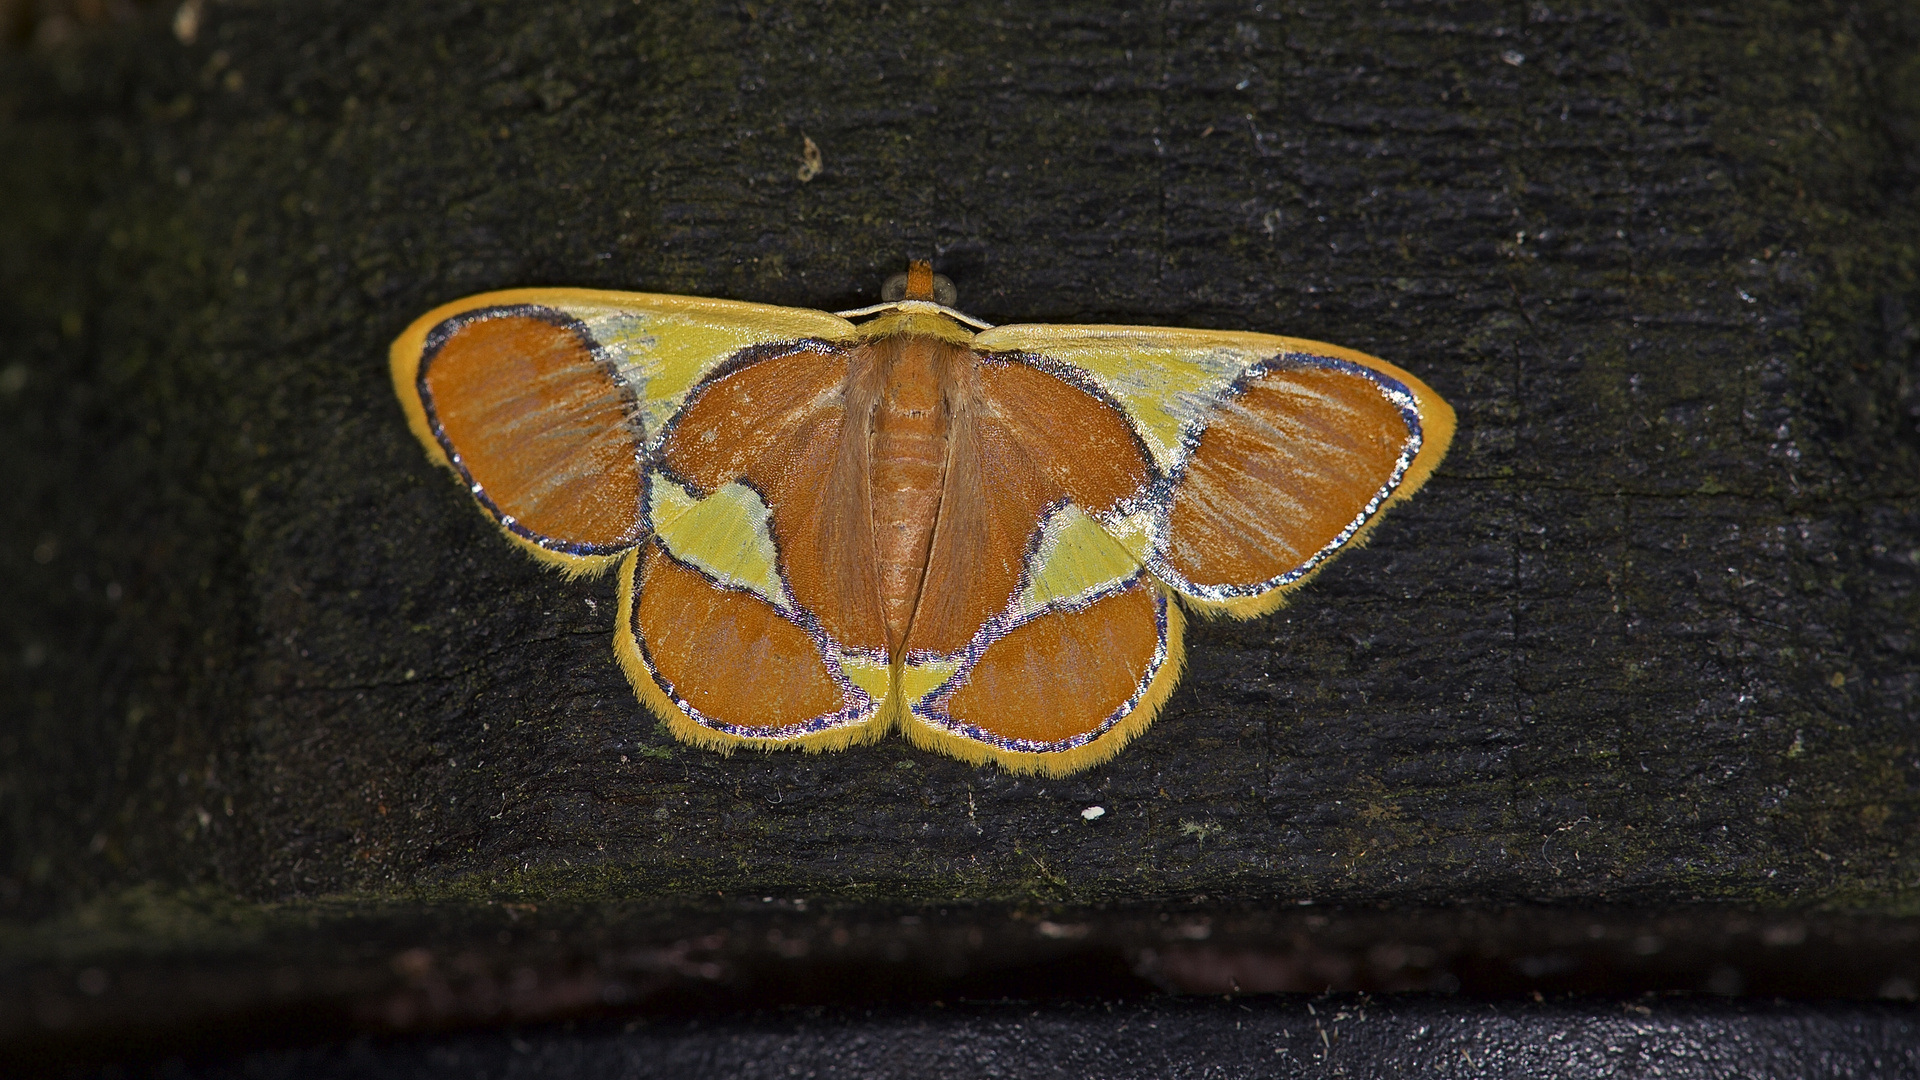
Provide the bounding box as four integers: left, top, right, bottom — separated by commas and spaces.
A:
972, 325, 1456, 619
1160, 357, 1437, 612
396, 301, 644, 570
390, 287, 860, 574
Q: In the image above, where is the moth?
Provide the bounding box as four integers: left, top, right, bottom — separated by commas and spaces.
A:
390, 262, 1454, 776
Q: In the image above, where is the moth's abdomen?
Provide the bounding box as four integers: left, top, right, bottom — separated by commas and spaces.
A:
868, 335, 956, 651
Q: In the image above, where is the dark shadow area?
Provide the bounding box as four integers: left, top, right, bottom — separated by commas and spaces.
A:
9, 903, 1920, 1073
42, 996, 1920, 1080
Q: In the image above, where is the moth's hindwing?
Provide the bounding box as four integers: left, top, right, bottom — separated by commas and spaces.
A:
615, 542, 891, 755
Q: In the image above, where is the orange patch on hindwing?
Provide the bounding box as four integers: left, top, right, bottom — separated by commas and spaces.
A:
944, 578, 1164, 746
634, 545, 845, 732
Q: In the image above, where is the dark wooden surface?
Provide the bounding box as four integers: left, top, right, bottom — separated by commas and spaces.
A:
3, 0, 1919, 1066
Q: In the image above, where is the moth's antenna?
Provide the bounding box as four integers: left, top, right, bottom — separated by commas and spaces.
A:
880, 260, 958, 307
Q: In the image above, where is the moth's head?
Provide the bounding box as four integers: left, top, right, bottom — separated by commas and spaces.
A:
881, 260, 959, 307
837, 259, 993, 335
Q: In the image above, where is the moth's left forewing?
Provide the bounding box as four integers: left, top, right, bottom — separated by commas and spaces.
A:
392, 287, 860, 465
390, 287, 859, 575
973, 324, 1455, 618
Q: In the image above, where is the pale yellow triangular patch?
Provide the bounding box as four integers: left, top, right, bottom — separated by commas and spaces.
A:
648, 477, 788, 606
841, 655, 893, 705
576, 299, 855, 435
974, 326, 1270, 471
1015, 505, 1142, 617
899, 657, 962, 708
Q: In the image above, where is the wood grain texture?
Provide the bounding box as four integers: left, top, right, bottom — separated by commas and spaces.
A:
2, 0, 1919, 998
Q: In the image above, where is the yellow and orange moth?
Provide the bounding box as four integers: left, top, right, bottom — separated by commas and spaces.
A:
390, 262, 1455, 776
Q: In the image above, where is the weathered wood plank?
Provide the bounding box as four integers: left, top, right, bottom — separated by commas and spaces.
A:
2, 0, 1918, 1009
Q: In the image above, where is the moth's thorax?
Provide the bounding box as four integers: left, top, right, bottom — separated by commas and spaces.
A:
862, 331, 974, 651
851, 308, 979, 345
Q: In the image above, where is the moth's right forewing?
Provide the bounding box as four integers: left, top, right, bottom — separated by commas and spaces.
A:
974, 324, 1455, 618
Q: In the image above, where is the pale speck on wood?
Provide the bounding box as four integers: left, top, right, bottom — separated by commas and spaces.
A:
173, 0, 202, 44
797, 135, 823, 182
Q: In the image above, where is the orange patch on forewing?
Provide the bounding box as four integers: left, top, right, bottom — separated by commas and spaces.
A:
1166, 362, 1414, 589
944, 579, 1161, 746
634, 546, 844, 731
976, 360, 1149, 515
422, 310, 643, 549
906, 357, 1153, 655
658, 344, 849, 493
